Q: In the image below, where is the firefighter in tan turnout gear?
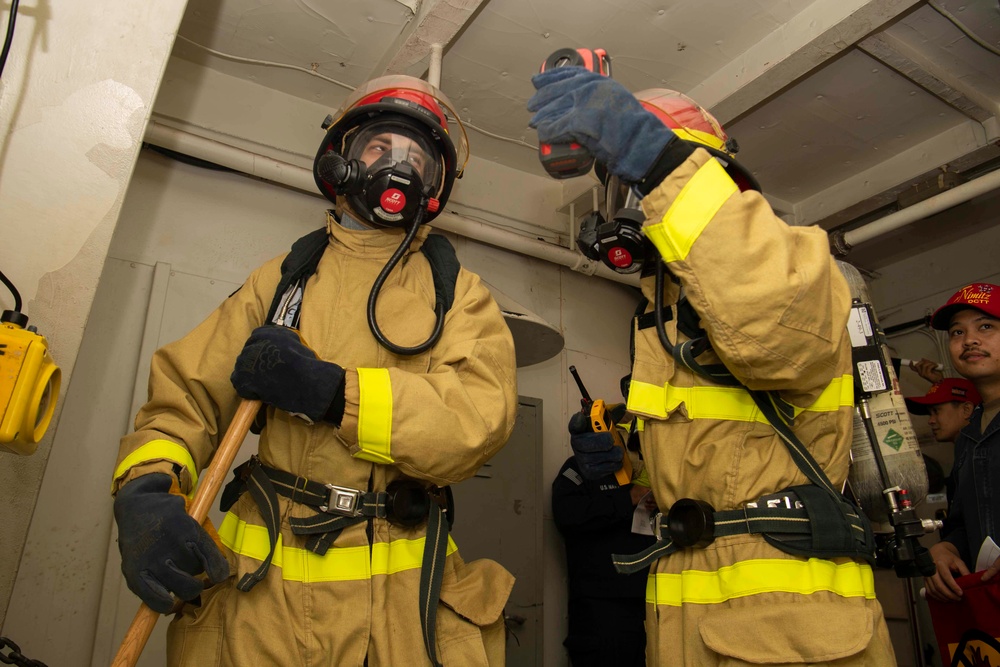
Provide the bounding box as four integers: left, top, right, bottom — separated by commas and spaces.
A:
111, 75, 517, 667
529, 70, 896, 664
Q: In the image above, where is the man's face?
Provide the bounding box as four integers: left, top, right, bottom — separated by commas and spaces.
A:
948, 308, 1000, 383
358, 132, 432, 181
926, 401, 974, 443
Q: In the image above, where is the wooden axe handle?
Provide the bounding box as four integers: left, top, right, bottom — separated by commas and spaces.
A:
110, 398, 261, 667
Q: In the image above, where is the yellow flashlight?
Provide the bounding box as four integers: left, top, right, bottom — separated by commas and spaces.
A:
0, 310, 61, 455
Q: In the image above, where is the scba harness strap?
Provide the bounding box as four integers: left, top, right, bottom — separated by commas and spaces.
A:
267, 225, 461, 327
249, 226, 461, 434
220, 456, 455, 667
615, 294, 876, 574
614, 484, 874, 574
220, 456, 453, 572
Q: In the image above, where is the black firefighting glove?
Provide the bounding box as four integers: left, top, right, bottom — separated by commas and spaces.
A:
568, 412, 624, 480
231, 325, 346, 426
113, 473, 230, 613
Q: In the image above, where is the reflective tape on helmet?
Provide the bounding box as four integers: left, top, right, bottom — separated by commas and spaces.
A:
354, 367, 394, 464
645, 557, 876, 606
111, 439, 199, 494
627, 375, 853, 422
645, 158, 738, 263
219, 512, 458, 582
673, 127, 727, 152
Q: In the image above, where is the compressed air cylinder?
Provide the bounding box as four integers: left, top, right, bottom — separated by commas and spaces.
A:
837, 261, 927, 524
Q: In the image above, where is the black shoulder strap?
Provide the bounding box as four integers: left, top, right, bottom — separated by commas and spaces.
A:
267, 229, 460, 327
266, 227, 329, 324
659, 298, 841, 494
420, 233, 460, 314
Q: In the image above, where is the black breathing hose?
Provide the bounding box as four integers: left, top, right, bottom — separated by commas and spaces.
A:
366, 203, 445, 355
654, 261, 672, 354
0, 0, 19, 80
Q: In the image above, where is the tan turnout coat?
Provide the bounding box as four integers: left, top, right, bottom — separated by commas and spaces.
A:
113, 216, 518, 666
628, 150, 896, 665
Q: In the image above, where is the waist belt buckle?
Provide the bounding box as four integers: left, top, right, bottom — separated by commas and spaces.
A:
320, 484, 362, 516
652, 511, 666, 541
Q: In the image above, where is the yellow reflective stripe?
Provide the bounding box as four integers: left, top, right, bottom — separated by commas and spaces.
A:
645, 558, 876, 606
673, 127, 727, 151
111, 439, 198, 493
627, 376, 852, 422
355, 367, 393, 464
810, 374, 854, 412
645, 158, 738, 263
218, 512, 458, 582
628, 381, 763, 422
371, 535, 459, 576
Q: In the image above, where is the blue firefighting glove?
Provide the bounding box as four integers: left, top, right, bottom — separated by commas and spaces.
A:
113, 473, 230, 613
231, 326, 346, 425
528, 67, 683, 189
568, 412, 624, 480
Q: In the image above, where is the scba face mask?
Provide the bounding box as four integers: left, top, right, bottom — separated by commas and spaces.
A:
317, 120, 444, 228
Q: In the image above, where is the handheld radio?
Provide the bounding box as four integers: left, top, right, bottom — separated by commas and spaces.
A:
569, 365, 632, 486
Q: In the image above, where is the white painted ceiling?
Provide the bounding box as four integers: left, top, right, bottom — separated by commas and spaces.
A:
168, 0, 1000, 269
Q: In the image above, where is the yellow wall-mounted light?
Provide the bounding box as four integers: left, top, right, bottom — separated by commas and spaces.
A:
0, 310, 61, 454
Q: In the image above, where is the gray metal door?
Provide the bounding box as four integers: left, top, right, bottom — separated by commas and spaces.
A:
449, 397, 543, 666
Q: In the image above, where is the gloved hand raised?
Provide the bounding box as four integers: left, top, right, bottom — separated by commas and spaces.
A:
568, 412, 624, 480
528, 67, 678, 186
113, 473, 230, 613
231, 325, 346, 425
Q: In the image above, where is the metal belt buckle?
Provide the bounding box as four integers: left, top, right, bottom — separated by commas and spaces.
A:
320, 484, 362, 516
651, 512, 665, 540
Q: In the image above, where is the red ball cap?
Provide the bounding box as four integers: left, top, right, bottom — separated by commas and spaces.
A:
904, 377, 982, 415
930, 283, 1000, 330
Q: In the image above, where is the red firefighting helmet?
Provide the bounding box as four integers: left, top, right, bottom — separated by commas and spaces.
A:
313, 75, 469, 223
600, 88, 758, 198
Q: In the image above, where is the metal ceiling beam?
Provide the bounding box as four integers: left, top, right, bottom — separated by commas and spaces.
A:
873, 25, 1000, 120
370, 0, 490, 80
687, 0, 923, 126
811, 142, 1000, 231
857, 34, 993, 123
795, 119, 991, 225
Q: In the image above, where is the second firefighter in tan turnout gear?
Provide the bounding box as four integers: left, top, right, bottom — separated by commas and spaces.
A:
111, 75, 518, 666
529, 68, 895, 665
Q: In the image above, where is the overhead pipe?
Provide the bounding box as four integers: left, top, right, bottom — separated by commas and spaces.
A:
143, 121, 637, 286
831, 168, 1000, 255
427, 43, 443, 89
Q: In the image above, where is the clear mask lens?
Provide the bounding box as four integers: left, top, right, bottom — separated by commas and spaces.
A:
347, 122, 443, 192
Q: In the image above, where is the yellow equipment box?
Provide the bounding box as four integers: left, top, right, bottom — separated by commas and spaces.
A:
1, 314, 60, 454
